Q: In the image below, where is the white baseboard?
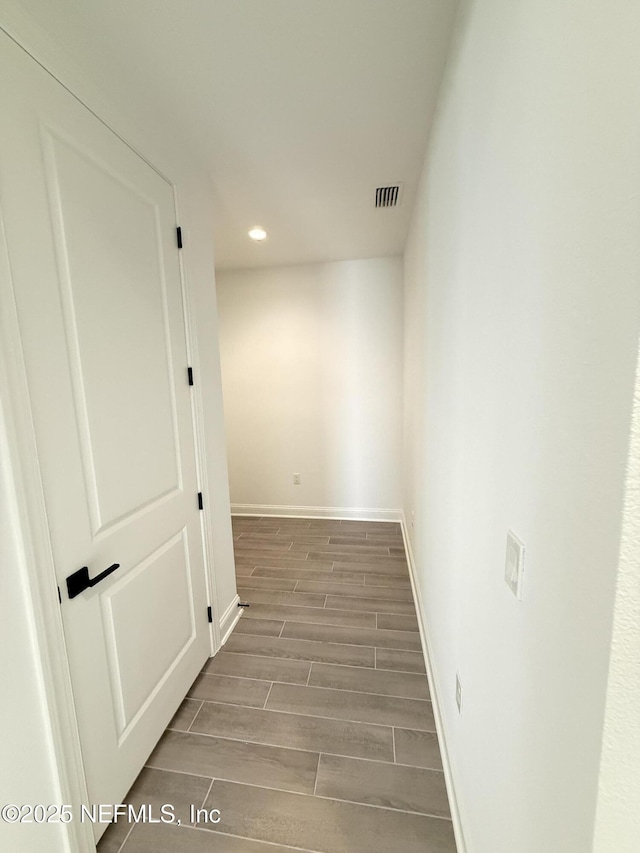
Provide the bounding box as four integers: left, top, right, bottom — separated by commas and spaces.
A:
231, 503, 402, 523
219, 593, 242, 645
400, 513, 468, 853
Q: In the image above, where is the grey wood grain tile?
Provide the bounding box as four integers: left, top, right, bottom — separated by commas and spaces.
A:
306, 519, 361, 531
98, 768, 210, 853
225, 632, 375, 667
234, 539, 294, 552
244, 602, 376, 629
390, 547, 407, 556
122, 823, 304, 853
332, 557, 408, 572
378, 612, 419, 632
235, 588, 327, 608
295, 580, 412, 601
282, 621, 421, 652
167, 698, 203, 732
325, 595, 416, 616
188, 673, 272, 708
190, 701, 394, 761
266, 683, 435, 730
376, 648, 426, 673
394, 729, 443, 771
365, 533, 405, 543
237, 577, 298, 591
309, 663, 430, 700
203, 651, 310, 685
315, 754, 450, 816
234, 547, 298, 562
146, 729, 318, 794
240, 556, 334, 571
234, 563, 255, 576
327, 537, 393, 552
200, 781, 456, 853
336, 521, 401, 533
364, 572, 411, 588
253, 566, 365, 583
291, 542, 391, 556
239, 534, 331, 545
235, 617, 285, 637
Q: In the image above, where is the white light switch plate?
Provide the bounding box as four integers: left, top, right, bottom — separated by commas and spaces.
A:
505, 530, 525, 600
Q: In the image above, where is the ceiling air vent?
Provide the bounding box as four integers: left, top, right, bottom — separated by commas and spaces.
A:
375, 183, 403, 208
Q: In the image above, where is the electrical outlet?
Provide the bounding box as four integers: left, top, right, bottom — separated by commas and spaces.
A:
505, 530, 525, 600
293, 473, 301, 485
455, 673, 463, 714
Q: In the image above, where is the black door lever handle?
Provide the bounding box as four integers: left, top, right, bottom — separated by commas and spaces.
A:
66, 563, 120, 599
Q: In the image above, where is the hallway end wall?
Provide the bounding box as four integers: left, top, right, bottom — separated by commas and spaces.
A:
217, 258, 403, 518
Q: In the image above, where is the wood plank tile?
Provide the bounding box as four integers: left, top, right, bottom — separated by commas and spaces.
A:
234, 547, 297, 562
291, 542, 390, 556
98, 767, 210, 853
188, 673, 271, 708
240, 556, 334, 571
234, 563, 255, 576
364, 572, 411, 588
234, 540, 293, 552
253, 566, 365, 584
282, 621, 421, 651
376, 648, 426, 674
244, 602, 376, 628
234, 589, 327, 608
378, 612, 419, 632
367, 532, 404, 548
147, 729, 318, 794
235, 617, 285, 637
340, 521, 401, 533
330, 555, 408, 571
328, 536, 394, 550
238, 534, 331, 545
236, 577, 297, 591
167, 698, 202, 732
394, 729, 443, 771
309, 663, 430, 700
200, 781, 456, 853
190, 702, 393, 761
315, 754, 450, 816
295, 580, 412, 601
203, 651, 310, 685
326, 595, 416, 616
121, 823, 302, 853
225, 632, 375, 667
266, 683, 435, 730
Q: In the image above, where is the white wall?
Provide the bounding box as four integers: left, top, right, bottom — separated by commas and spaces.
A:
217, 258, 403, 517
403, 1, 640, 851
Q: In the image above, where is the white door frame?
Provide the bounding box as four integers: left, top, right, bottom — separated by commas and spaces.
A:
0, 24, 221, 853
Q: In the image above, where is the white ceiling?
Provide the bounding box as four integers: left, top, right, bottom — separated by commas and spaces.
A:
8, 0, 458, 269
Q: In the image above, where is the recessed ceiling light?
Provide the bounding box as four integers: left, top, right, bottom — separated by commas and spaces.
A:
248, 226, 267, 241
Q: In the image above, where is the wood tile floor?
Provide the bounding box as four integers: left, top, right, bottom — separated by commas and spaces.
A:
98, 516, 457, 853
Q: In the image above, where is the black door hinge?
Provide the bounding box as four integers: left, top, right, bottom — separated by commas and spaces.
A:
176, 226, 183, 249
198, 492, 203, 510
207, 606, 213, 623
57, 586, 62, 604
187, 366, 194, 386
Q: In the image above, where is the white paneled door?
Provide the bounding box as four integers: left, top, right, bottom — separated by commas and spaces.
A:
0, 34, 210, 836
